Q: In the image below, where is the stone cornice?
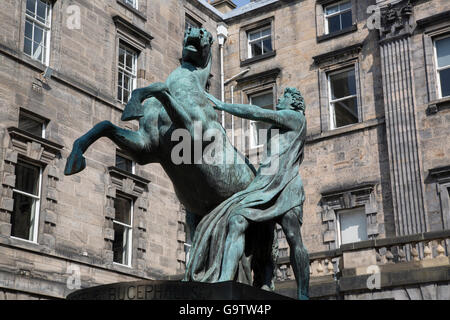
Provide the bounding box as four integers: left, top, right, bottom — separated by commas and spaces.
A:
7, 127, 63, 164
108, 166, 150, 197
112, 15, 153, 47
235, 67, 281, 84
417, 10, 450, 29
428, 165, 450, 182
116, 0, 147, 21
313, 43, 363, 65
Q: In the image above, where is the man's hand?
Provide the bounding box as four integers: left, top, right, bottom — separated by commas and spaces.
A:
205, 92, 224, 110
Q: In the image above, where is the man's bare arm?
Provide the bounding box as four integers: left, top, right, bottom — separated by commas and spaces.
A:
206, 93, 301, 130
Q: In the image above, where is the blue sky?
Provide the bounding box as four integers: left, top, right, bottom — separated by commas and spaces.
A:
233, 0, 251, 7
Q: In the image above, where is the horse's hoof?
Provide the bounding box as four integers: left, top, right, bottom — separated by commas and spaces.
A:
64, 150, 86, 176
122, 98, 144, 121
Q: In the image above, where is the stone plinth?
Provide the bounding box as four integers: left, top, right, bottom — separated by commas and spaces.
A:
67, 280, 292, 300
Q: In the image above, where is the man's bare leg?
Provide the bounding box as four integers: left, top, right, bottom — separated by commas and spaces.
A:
279, 209, 310, 300
218, 215, 249, 281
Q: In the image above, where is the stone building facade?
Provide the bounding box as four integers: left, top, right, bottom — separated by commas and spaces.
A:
0, 0, 449, 300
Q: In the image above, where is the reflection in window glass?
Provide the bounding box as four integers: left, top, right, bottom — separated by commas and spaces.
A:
435, 36, 450, 98
113, 196, 133, 266
328, 68, 359, 129
117, 44, 138, 104
11, 161, 41, 242
24, 0, 51, 65
249, 91, 274, 148
18, 113, 45, 138
325, 1, 352, 34
248, 27, 273, 58
338, 207, 368, 246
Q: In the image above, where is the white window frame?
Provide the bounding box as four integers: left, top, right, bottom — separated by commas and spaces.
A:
11, 161, 43, 244
113, 195, 134, 267
247, 26, 272, 59
24, 0, 52, 66
324, 0, 352, 35
249, 91, 274, 149
433, 34, 450, 99
327, 66, 358, 130
336, 207, 368, 247
117, 43, 138, 104
123, 0, 138, 10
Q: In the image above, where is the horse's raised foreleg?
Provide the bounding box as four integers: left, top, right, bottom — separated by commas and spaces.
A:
64, 120, 149, 175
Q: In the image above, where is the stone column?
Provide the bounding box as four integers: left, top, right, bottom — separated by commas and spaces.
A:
377, 0, 427, 235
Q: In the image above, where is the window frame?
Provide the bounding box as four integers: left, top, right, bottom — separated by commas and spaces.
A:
18, 111, 47, 139
438, 182, 450, 230
123, 0, 138, 10
24, 0, 52, 66
247, 25, 273, 59
185, 14, 201, 31
248, 90, 275, 149
327, 65, 359, 130
433, 34, 450, 99
11, 160, 43, 244
336, 207, 368, 248
115, 152, 136, 175
117, 42, 138, 105
112, 194, 134, 267
324, 0, 352, 35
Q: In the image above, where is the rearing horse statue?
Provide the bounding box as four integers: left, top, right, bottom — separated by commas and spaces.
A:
64, 27, 276, 287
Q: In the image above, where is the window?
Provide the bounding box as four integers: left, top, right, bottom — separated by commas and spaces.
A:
434, 36, 450, 98
18, 112, 46, 138
336, 207, 367, 246
247, 26, 273, 59
116, 153, 135, 174
113, 195, 133, 266
249, 91, 274, 148
123, 0, 138, 9
11, 161, 42, 242
324, 1, 352, 35
24, 0, 52, 65
117, 43, 138, 104
185, 15, 200, 31
328, 67, 358, 129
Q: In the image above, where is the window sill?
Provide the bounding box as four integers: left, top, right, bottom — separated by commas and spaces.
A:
426, 96, 450, 115
306, 117, 385, 144
116, 0, 147, 21
317, 25, 358, 43
240, 51, 276, 67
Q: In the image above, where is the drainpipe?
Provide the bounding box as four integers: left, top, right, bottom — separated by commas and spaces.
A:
217, 23, 228, 127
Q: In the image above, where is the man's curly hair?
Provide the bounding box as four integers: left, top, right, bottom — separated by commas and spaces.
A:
284, 87, 305, 113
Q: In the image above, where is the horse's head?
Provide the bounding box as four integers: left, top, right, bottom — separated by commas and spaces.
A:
182, 27, 213, 68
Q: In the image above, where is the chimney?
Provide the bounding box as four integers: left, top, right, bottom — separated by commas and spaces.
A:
208, 0, 237, 14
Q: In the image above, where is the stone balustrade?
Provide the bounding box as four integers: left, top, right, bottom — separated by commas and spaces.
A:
276, 230, 450, 282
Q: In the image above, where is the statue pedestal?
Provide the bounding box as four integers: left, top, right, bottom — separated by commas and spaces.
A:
66, 280, 292, 300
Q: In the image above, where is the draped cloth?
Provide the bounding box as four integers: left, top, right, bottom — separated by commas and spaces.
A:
184, 115, 307, 284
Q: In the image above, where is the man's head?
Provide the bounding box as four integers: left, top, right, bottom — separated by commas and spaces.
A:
276, 87, 305, 113
182, 27, 214, 68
